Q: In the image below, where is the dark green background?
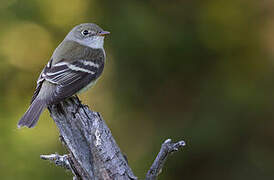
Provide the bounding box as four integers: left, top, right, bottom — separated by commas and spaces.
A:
0, 0, 273, 179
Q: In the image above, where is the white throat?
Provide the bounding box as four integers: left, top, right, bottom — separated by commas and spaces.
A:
69, 36, 105, 49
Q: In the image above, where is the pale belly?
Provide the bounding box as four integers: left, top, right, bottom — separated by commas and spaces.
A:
77, 80, 97, 94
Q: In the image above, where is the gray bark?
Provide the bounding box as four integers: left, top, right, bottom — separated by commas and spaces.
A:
41, 97, 185, 180
145, 139, 186, 180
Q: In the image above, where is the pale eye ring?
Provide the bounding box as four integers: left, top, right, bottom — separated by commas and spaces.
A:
82, 30, 90, 36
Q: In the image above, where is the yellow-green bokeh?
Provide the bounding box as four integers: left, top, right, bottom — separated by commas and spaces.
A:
0, 0, 273, 180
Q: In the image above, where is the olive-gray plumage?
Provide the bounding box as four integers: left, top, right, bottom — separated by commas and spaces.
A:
18, 23, 109, 128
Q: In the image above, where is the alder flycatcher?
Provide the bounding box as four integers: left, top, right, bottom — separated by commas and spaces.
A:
18, 23, 110, 128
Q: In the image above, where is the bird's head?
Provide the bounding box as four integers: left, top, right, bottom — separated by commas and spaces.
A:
65, 23, 110, 49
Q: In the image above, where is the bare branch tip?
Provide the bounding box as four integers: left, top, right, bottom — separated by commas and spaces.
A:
164, 139, 172, 143
163, 139, 186, 151
40, 153, 71, 170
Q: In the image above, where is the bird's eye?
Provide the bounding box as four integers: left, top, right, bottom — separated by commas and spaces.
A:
82, 30, 90, 36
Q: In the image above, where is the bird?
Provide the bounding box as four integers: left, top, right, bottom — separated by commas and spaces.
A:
18, 23, 110, 128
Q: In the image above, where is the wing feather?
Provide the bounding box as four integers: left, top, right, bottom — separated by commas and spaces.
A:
30, 46, 105, 104
44, 59, 103, 103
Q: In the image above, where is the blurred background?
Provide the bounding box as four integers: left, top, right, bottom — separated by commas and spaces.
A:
0, 0, 273, 179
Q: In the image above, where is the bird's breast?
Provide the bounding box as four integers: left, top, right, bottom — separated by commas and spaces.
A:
77, 79, 97, 94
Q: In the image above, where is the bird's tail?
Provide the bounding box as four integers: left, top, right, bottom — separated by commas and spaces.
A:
18, 98, 47, 128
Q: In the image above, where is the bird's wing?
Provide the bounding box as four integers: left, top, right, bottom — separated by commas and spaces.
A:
30, 59, 53, 103
43, 59, 104, 104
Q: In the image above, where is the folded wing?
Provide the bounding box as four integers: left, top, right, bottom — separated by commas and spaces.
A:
43, 59, 103, 104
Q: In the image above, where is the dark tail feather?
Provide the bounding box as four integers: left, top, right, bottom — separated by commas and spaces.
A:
18, 99, 46, 128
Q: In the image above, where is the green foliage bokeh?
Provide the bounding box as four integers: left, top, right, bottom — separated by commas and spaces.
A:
0, 0, 273, 179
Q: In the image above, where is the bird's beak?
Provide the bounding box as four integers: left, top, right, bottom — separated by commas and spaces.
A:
98, 31, 110, 36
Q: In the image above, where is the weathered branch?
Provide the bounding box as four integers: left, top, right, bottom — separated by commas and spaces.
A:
46, 97, 136, 180
40, 153, 71, 170
145, 139, 186, 180
41, 97, 185, 180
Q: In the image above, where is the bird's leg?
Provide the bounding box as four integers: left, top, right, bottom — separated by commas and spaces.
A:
74, 95, 89, 118
73, 95, 82, 115
74, 95, 82, 105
